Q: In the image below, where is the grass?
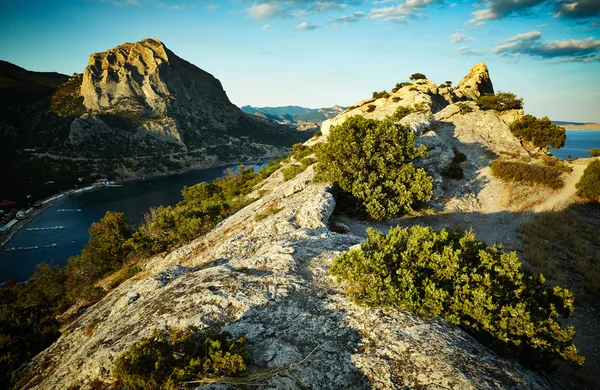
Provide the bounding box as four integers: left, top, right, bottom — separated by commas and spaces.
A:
518, 204, 600, 301
491, 159, 564, 190
281, 165, 305, 181
255, 204, 283, 221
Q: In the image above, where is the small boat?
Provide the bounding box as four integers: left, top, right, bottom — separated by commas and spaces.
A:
72, 240, 76, 244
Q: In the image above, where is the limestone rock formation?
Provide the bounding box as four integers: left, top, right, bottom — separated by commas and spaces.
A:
454, 62, 495, 101
25, 164, 552, 390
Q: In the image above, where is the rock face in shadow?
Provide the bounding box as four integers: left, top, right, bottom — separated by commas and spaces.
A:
25, 164, 551, 389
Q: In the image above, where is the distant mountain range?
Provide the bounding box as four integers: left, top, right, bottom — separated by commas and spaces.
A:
552, 120, 600, 130
241, 105, 345, 129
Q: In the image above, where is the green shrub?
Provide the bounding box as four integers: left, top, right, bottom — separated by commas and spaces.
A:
300, 157, 317, 169
587, 148, 600, 157
541, 156, 571, 173
391, 106, 413, 121
315, 116, 432, 220
445, 80, 452, 87
392, 96, 401, 103
510, 115, 566, 151
330, 226, 582, 366
113, 327, 247, 390
372, 90, 390, 99
456, 102, 472, 114
491, 160, 564, 189
290, 143, 313, 160
476, 92, 523, 111
282, 165, 305, 181
409, 87, 418, 92
255, 204, 283, 221
366, 104, 376, 113
313, 130, 322, 138
576, 159, 600, 200
410, 73, 427, 80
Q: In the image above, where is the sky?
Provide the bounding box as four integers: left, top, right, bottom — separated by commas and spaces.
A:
0, 0, 599, 122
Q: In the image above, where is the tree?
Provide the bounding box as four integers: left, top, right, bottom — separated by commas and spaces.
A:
576, 159, 600, 200
587, 148, 600, 157
509, 115, 566, 152
476, 91, 523, 111
410, 73, 427, 80
316, 116, 433, 220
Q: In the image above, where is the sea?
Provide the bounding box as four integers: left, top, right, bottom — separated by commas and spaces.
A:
550, 130, 600, 160
0, 163, 267, 282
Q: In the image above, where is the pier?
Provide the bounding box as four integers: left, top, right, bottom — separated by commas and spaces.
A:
25, 225, 66, 231
4, 243, 59, 252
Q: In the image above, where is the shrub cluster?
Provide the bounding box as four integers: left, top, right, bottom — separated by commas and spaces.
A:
330, 226, 582, 366
576, 159, 600, 200
587, 148, 600, 157
491, 159, 564, 190
113, 327, 247, 390
282, 164, 305, 181
315, 115, 432, 220
390, 103, 428, 122
456, 102, 472, 114
476, 92, 523, 111
366, 104, 376, 113
510, 115, 566, 151
391, 96, 402, 103
409, 73, 427, 80
372, 90, 390, 99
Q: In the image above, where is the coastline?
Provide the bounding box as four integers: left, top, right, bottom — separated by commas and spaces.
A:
563, 125, 600, 130
0, 158, 273, 251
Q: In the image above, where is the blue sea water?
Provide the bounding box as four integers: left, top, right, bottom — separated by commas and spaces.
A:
551, 130, 600, 160
0, 163, 267, 282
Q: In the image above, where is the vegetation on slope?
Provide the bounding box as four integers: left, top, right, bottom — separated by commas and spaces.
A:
576, 159, 600, 201
490, 159, 564, 190
330, 226, 583, 367
315, 116, 432, 220
510, 115, 566, 152
476, 91, 523, 111
0, 159, 283, 389
113, 327, 247, 390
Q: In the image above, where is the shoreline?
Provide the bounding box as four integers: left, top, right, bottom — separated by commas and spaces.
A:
0, 158, 273, 251
564, 126, 600, 131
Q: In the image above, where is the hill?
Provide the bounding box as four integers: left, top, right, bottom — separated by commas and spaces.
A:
241, 104, 345, 129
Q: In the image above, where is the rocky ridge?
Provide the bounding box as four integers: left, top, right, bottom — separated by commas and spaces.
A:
23, 63, 560, 389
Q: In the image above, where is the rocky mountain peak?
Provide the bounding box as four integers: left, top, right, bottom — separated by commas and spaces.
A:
80, 38, 231, 118
454, 62, 494, 101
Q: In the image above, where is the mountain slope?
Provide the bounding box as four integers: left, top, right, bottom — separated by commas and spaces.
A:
241, 104, 345, 128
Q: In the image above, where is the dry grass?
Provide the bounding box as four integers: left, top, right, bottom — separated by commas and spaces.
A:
503, 182, 553, 211
255, 204, 283, 221
518, 204, 600, 301
491, 159, 564, 190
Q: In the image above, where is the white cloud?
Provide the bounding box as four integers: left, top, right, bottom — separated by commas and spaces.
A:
332, 11, 365, 23
457, 46, 484, 55
247, 3, 279, 19
262, 24, 272, 31
450, 32, 473, 43
467, 0, 547, 26
370, 0, 446, 23
295, 21, 319, 30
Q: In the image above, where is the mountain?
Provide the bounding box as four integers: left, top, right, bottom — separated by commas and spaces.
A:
241, 104, 345, 129
0, 39, 308, 204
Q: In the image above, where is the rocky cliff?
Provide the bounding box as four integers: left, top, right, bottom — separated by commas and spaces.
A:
0, 40, 309, 204
21, 63, 558, 390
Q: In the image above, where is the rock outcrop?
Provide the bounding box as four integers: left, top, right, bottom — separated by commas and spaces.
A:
454, 62, 494, 101
26, 163, 552, 390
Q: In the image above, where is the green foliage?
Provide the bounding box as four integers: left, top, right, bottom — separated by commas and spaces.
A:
390, 103, 428, 122
366, 104, 376, 113
282, 165, 305, 181
391, 82, 410, 93
113, 327, 247, 390
372, 90, 390, 99
456, 102, 473, 114
50, 74, 86, 117
445, 80, 452, 87
587, 148, 600, 157
576, 159, 600, 200
313, 130, 322, 138
510, 115, 566, 151
300, 157, 317, 169
255, 204, 283, 221
541, 156, 571, 173
315, 116, 432, 220
491, 160, 564, 190
476, 92, 523, 111
410, 73, 427, 80
391, 96, 401, 103
330, 226, 583, 366
290, 143, 313, 160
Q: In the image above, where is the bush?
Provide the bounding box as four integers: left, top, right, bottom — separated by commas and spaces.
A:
456, 102, 472, 114
541, 156, 571, 173
476, 92, 523, 111
445, 80, 452, 87
315, 116, 432, 220
576, 159, 600, 200
313, 130, 322, 138
372, 90, 390, 99
290, 143, 313, 160
410, 73, 427, 80
366, 104, 376, 113
113, 327, 247, 390
282, 164, 305, 181
587, 148, 600, 157
392, 96, 401, 103
330, 226, 582, 366
510, 115, 566, 152
491, 160, 564, 189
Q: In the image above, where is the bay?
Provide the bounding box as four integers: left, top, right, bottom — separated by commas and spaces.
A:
551, 130, 600, 160
0, 163, 267, 282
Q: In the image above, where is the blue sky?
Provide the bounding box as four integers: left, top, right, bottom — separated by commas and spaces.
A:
1, 0, 599, 122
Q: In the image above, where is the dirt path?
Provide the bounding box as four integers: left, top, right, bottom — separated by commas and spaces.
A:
534, 163, 587, 212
